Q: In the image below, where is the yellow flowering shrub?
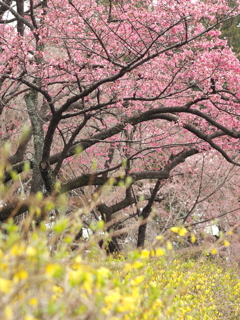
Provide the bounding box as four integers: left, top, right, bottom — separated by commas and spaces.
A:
0, 221, 239, 320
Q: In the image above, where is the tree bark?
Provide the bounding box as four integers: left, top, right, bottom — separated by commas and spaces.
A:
16, 0, 24, 35
39, 161, 56, 195
25, 89, 44, 194
98, 203, 120, 254
0, 0, 12, 19
137, 204, 152, 248
137, 179, 162, 248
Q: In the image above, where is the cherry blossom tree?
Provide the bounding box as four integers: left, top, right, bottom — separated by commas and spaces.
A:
150, 153, 240, 234
0, 0, 240, 250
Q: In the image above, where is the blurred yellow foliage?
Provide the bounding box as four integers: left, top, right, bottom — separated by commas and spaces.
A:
0, 225, 239, 320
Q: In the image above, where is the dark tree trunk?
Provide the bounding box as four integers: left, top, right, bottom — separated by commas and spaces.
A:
25, 88, 44, 194
137, 179, 162, 248
39, 161, 56, 195
98, 203, 120, 254
16, 0, 24, 36
137, 204, 152, 248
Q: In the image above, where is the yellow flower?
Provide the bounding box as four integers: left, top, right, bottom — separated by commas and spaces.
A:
5, 306, 13, 319
171, 226, 180, 233
82, 273, 93, 293
104, 289, 121, 305
0, 277, 12, 293
28, 297, 38, 306
152, 298, 163, 308
141, 249, 150, 259
149, 281, 157, 288
10, 243, 26, 256
119, 296, 136, 312
132, 261, 144, 269
71, 255, 83, 270
45, 263, 63, 278
131, 275, 144, 286
155, 247, 166, 257
13, 269, 28, 282
191, 233, 196, 243
24, 315, 38, 320
178, 228, 187, 236
97, 267, 110, 278
74, 255, 82, 264
167, 241, 173, 250
171, 226, 188, 236
53, 285, 64, 294
26, 246, 37, 256
224, 240, 230, 247
211, 248, 218, 255
68, 268, 82, 285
